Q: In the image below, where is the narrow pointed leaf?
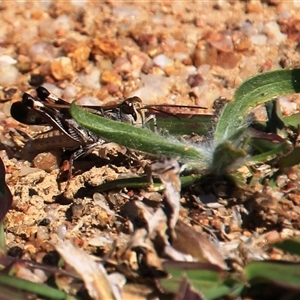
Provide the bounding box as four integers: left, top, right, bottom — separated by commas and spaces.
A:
70, 102, 209, 164
0, 273, 67, 299
248, 141, 291, 164
278, 147, 300, 168
93, 174, 203, 193
282, 112, 300, 129
210, 140, 247, 174
273, 237, 300, 256
245, 261, 300, 290
214, 69, 300, 144
154, 113, 212, 136
160, 261, 239, 300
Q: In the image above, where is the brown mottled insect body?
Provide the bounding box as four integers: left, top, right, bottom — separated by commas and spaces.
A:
11, 86, 208, 193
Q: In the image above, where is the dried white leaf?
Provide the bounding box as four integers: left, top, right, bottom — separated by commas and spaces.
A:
151, 157, 182, 239
55, 240, 121, 300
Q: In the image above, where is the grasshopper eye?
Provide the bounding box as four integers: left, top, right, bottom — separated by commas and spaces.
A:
120, 97, 143, 121
120, 100, 137, 120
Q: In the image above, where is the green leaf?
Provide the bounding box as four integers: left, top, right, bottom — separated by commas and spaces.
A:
278, 147, 300, 168
210, 140, 247, 174
248, 140, 291, 165
0, 273, 68, 299
70, 101, 210, 165
273, 237, 300, 256
154, 113, 212, 136
282, 112, 300, 129
245, 261, 300, 290
93, 174, 203, 192
160, 261, 241, 300
214, 69, 300, 145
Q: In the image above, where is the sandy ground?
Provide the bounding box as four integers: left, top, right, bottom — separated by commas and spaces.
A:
1, 1, 300, 298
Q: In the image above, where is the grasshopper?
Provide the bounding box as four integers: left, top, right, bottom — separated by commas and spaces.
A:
10, 87, 151, 187
11, 87, 207, 191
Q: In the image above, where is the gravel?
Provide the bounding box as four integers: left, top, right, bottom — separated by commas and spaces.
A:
2, 1, 300, 298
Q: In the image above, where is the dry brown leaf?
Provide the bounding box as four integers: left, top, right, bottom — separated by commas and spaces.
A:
55, 240, 123, 300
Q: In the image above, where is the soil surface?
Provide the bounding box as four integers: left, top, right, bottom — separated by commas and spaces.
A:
2, 1, 300, 299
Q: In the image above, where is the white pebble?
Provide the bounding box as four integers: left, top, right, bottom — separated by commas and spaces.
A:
0, 55, 17, 65
78, 68, 101, 89
264, 21, 287, 44
77, 96, 101, 106
37, 0, 52, 9
279, 96, 297, 115
54, 15, 71, 31
239, 21, 255, 36
36, 226, 49, 240
112, 6, 140, 20
28, 42, 55, 64
57, 224, 67, 240
130, 74, 171, 104
42, 83, 63, 98
70, 0, 87, 6
250, 34, 267, 45
0, 62, 18, 86
197, 64, 211, 75
181, 65, 197, 75
173, 52, 189, 61
153, 54, 174, 69
62, 86, 77, 100
294, 0, 300, 6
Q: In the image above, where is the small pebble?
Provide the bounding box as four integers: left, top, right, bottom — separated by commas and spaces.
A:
173, 52, 190, 61
250, 34, 267, 45
42, 83, 63, 97
50, 57, 75, 80
0, 55, 17, 65
38, 18, 56, 39
62, 86, 77, 100
92, 37, 122, 60
33, 152, 61, 173
129, 52, 149, 72
187, 74, 204, 88
279, 96, 298, 115
0, 62, 18, 86
209, 32, 234, 52
67, 43, 91, 71
133, 73, 171, 103
100, 70, 122, 86
152, 54, 174, 69
264, 21, 287, 44
28, 42, 56, 64
193, 45, 218, 67
239, 21, 256, 36
36, 226, 50, 241
112, 6, 140, 20
78, 68, 101, 89
57, 224, 68, 240
113, 56, 132, 74
54, 15, 72, 32
77, 96, 101, 106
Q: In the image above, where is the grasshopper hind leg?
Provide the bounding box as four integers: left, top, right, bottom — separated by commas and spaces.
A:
59, 140, 105, 194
